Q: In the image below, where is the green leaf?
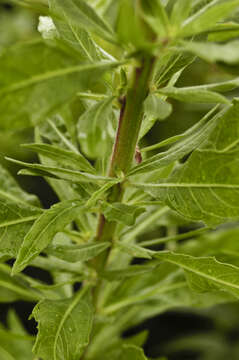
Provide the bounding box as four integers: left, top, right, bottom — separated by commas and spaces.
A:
0, 163, 40, 207
0, 313, 34, 360
46, 242, 110, 263
101, 202, 145, 226
207, 22, 239, 42
181, 40, 239, 65
77, 96, 115, 159
12, 200, 86, 274
0, 263, 41, 303
139, 94, 172, 139
48, 11, 101, 61
0, 165, 42, 259
156, 251, 239, 299
181, 0, 239, 37
116, 242, 153, 259
134, 100, 239, 225
50, 0, 115, 43
101, 265, 156, 281
170, 0, 192, 30
0, 199, 42, 259
157, 86, 230, 104
32, 286, 93, 360
0, 40, 120, 130
129, 105, 219, 175
140, 0, 169, 37
22, 143, 95, 173
6, 157, 116, 184
119, 345, 148, 360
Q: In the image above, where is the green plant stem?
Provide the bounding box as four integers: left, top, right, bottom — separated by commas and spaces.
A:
96, 55, 156, 244
90, 55, 156, 313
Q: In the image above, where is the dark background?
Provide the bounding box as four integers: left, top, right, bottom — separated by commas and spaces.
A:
1, 2, 239, 359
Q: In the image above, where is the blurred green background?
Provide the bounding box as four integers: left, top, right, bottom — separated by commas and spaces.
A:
1, 2, 239, 359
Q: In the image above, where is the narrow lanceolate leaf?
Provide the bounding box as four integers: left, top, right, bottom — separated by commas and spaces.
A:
22, 143, 95, 173
12, 200, 85, 275
50, 0, 115, 43
181, 0, 239, 37
156, 251, 239, 299
0, 40, 120, 130
101, 202, 145, 226
157, 86, 229, 104
181, 40, 239, 65
6, 158, 116, 184
134, 100, 239, 225
129, 105, 219, 175
46, 242, 110, 263
116, 242, 153, 260
33, 286, 93, 360
0, 263, 41, 303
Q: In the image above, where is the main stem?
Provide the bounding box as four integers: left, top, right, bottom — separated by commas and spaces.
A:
96, 54, 155, 244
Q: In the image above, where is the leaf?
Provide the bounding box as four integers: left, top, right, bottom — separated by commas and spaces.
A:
32, 286, 93, 360
6, 157, 116, 184
156, 251, 239, 299
77, 96, 115, 159
46, 242, 110, 263
157, 86, 230, 104
139, 94, 172, 139
0, 165, 42, 259
119, 345, 148, 360
0, 263, 41, 303
135, 99, 239, 225
129, 105, 219, 175
116, 242, 153, 259
101, 265, 156, 281
181, 40, 239, 65
0, 163, 40, 207
170, 0, 192, 29
155, 52, 195, 87
207, 22, 239, 42
181, 0, 239, 37
48, 9, 101, 61
12, 200, 86, 275
50, 0, 115, 43
22, 143, 95, 173
101, 202, 145, 226
140, 0, 169, 37
0, 40, 120, 130
0, 199, 42, 259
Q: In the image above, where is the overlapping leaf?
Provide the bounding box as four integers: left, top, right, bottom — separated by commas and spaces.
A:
134, 100, 239, 225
